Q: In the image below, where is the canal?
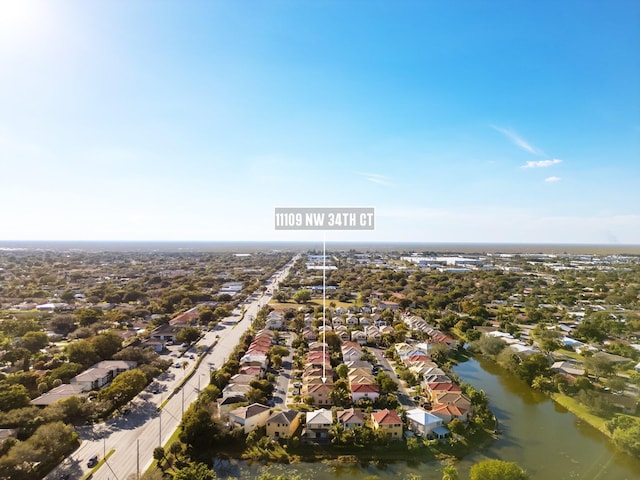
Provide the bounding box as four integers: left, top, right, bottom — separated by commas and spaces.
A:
217, 356, 640, 479
451, 356, 640, 480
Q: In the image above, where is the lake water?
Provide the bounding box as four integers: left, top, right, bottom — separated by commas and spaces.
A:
217, 356, 640, 479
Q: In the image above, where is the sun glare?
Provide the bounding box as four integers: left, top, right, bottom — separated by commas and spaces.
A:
0, 0, 47, 43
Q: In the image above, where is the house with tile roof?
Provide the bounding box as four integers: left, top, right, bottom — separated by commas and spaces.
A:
303, 382, 333, 406
431, 392, 471, 423
424, 382, 461, 402
350, 383, 380, 403
336, 408, 367, 429
371, 409, 403, 440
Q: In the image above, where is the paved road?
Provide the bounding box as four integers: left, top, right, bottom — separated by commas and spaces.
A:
371, 347, 417, 409
47, 255, 298, 480
271, 332, 293, 407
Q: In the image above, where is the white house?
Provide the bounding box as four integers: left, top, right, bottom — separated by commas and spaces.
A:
304, 408, 333, 442
351, 330, 367, 345
265, 311, 284, 330
406, 408, 443, 438
350, 383, 380, 403
70, 360, 136, 392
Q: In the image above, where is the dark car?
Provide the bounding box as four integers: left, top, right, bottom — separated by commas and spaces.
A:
87, 455, 98, 468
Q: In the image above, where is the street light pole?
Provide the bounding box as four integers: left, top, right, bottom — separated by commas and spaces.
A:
158, 408, 162, 446
137, 439, 140, 480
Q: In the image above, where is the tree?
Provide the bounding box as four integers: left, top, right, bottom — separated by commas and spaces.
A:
21, 331, 49, 353
447, 418, 466, 436
153, 446, 165, 464
335, 363, 349, 379
607, 415, 640, 458
179, 406, 216, 453
531, 375, 554, 393
176, 326, 200, 344
471, 335, 507, 357
173, 462, 216, 480
1, 347, 30, 368
0, 317, 41, 337
429, 344, 450, 365
49, 315, 77, 335
66, 340, 99, 367
0, 384, 31, 412
330, 378, 352, 407
60, 290, 76, 303
47, 395, 92, 423
168, 440, 183, 460
199, 307, 215, 324
48, 362, 84, 383
92, 331, 122, 360
469, 459, 529, 480
293, 289, 312, 304
584, 355, 615, 378
376, 371, 398, 394
606, 376, 626, 393
516, 354, 551, 385
214, 304, 232, 318
574, 312, 611, 343
442, 465, 459, 480
98, 369, 147, 407
322, 331, 342, 351
532, 326, 562, 353
27, 421, 78, 464
75, 307, 104, 327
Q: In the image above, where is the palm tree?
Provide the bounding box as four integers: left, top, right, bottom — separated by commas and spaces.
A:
442, 464, 459, 480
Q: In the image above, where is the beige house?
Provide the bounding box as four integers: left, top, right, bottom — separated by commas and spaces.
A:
304, 382, 333, 406
431, 392, 472, 423
266, 410, 301, 439
371, 409, 403, 440
228, 403, 271, 433
336, 408, 367, 429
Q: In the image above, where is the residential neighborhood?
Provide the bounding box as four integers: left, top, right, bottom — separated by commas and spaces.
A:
0, 245, 639, 479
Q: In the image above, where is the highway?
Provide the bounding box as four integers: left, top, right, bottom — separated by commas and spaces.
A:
48, 255, 298, 480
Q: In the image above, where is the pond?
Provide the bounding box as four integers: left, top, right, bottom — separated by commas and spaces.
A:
215, 356, 640, 479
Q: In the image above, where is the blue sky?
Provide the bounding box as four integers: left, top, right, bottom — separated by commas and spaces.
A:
0, 0, 638, 244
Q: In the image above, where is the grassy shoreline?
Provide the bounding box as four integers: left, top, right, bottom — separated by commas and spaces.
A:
550, 393, 611, 437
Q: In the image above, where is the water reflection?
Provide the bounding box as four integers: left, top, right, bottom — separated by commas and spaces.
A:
213, 357, 640, 480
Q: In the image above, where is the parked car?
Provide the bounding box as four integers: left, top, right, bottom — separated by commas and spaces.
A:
87, 455, 98, 468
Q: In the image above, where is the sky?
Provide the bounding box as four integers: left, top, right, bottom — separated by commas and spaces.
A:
0, 0, 639, 244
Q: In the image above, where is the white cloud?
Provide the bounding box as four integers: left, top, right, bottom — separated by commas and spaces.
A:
522, 159, 562, 169
357, 172, 394, 187
491, 125, 545, 155
545, 176, 561, 183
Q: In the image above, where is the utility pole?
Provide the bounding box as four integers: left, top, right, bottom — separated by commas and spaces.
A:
158, 408, 162, 446
136, 439, 140, 479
